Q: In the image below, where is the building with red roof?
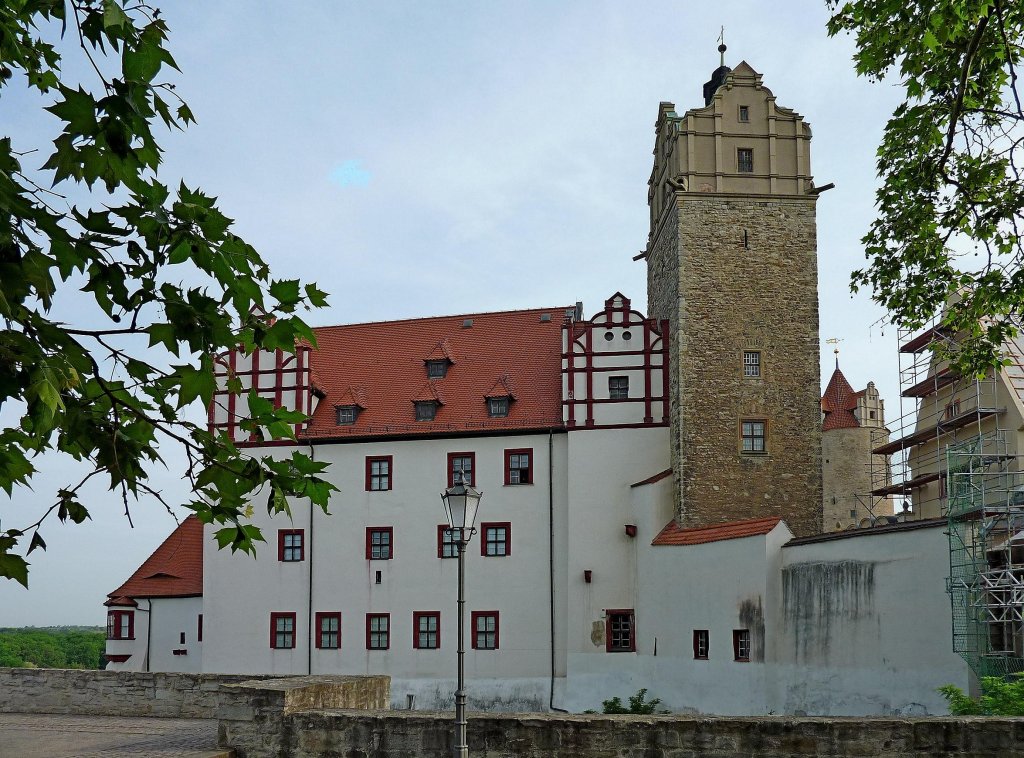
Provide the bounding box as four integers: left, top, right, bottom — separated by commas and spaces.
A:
104, 58, 973, 719
819, 362, 894, 530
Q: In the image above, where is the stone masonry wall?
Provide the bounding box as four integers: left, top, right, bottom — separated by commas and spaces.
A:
227, 710, 1024, 758
822, 427, 891, 529
649, 193, 823, 537
0, 668, 387, 722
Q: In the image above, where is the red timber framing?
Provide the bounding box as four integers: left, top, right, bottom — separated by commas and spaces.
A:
209, 344, 313, 445
561, 293, 669, 430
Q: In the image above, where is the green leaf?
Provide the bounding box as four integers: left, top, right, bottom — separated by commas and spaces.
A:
269, 279, 301, 307
102, 0, 130, 31
0, 552, 29, 588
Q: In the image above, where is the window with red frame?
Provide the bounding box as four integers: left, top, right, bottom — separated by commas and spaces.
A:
448, 452, 475, 487
693, 629, 709, 659
366, 527, 393, 560
366, 613, 390, 650
504, 448, 532, 485
106, 610, 134, 640
606, 610, 635, 652
270, 612, 296, 649
480, 522, 510, 557
278, 529, 304, 562
471, 611, 499, 650
733, 629, 751, 661
437, 525, 458, 559
316, 612, 341, 650
365, 456, 393, 491
413, 611, 440, 649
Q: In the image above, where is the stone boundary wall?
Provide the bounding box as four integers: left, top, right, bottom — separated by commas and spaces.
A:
0, 669, 388, 722
224, 709, 1024, 758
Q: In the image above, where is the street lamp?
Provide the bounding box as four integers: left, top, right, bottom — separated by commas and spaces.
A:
440, 481, 482, 758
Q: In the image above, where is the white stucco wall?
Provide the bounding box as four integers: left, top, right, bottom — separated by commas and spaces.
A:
772, 523, 970, 715
105, 596, 202, 673
202, 432, 569, 710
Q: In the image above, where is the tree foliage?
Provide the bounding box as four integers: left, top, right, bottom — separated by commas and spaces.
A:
939, 676, 1024, 715
827, 0, 1024, 374
0, 0, 335, 586
0, 626, 105, 669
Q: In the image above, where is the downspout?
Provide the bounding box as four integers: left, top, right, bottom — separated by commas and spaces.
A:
308, 442, 315, 676
143, 598, 153, 672
548, 430, 567, 712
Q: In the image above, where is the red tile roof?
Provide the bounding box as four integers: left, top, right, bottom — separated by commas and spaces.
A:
651, 516, 782, 546
821, 366, 860, 431
107, 516, 204, 600
302, 307, 571, 439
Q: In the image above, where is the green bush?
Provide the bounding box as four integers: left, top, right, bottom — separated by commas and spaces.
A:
938, 676, 1024, 716
601, 688, 668, 715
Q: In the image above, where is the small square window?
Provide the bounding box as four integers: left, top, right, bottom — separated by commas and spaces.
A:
472, 611, 499, 650
505, 448, 532, 485
693, 629, 709, 659
481, 522, 510, 557
850, 509, 858, 519
270, 612, 296, 649
488, 397, 509, 417
448, 452, 474, 487
278, 529, 304, 562
336, 405, 358, 425
316, 612, 341, 650
438, 525, 459, 558
738, 148, 754, 173
415, 401, 438, 421
733, 629, 751, 661
366, 527, 393, 560
606, 610, 635, 652
608, 376, 629, 400
413, 611, 440, 650
743, 351, 761, 378
738, 105, 750, 122
741, 420, 767, 454
426, 360, 448, 379
366, 613, 390, 650
366, 456, 392, 491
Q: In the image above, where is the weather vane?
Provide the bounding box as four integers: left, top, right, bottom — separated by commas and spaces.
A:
825, 337, 843, 367
718, 26, 727, 66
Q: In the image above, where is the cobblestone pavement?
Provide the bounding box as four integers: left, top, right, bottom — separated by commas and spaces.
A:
0, 713, 226, 757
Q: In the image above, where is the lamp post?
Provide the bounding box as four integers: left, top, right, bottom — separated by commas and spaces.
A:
440, 481, 482, 758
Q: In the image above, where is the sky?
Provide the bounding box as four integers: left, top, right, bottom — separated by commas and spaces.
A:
1, 0, 911, 626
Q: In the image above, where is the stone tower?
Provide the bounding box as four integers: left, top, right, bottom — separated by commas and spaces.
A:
820, 364, 894, 530
644, 57, 823, 536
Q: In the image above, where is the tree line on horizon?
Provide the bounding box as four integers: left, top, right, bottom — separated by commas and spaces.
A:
0, 627, 106, 670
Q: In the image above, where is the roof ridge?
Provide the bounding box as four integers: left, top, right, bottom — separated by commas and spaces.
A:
310, 305, 575, 331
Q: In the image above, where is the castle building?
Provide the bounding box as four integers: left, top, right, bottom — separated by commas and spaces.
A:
820, 362, 893, 530
103, 57, 974, 716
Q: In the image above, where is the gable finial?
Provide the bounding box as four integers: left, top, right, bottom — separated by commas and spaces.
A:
718, 26, 727, 67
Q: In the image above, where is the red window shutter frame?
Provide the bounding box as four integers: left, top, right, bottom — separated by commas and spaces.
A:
504, 448, 533, 485
480, 522, 512, 557
447, 452, 476, 487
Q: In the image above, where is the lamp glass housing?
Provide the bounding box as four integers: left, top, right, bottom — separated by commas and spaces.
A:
441, 483, 482, 542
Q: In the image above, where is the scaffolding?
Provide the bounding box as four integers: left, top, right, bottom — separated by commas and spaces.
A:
868, 324, 1004, 521
946, 433, 1024, 678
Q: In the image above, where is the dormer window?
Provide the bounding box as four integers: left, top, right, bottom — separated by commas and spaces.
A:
426, 360, 449, 379
336, 405, 359, 425
415, 401, 438, 421
488, 397, 509, 418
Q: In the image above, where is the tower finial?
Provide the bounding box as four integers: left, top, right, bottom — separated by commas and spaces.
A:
718, 26, 727, 67
825, 337, 843, 369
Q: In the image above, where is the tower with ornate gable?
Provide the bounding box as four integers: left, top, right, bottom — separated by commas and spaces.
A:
643, 52, 823, 536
